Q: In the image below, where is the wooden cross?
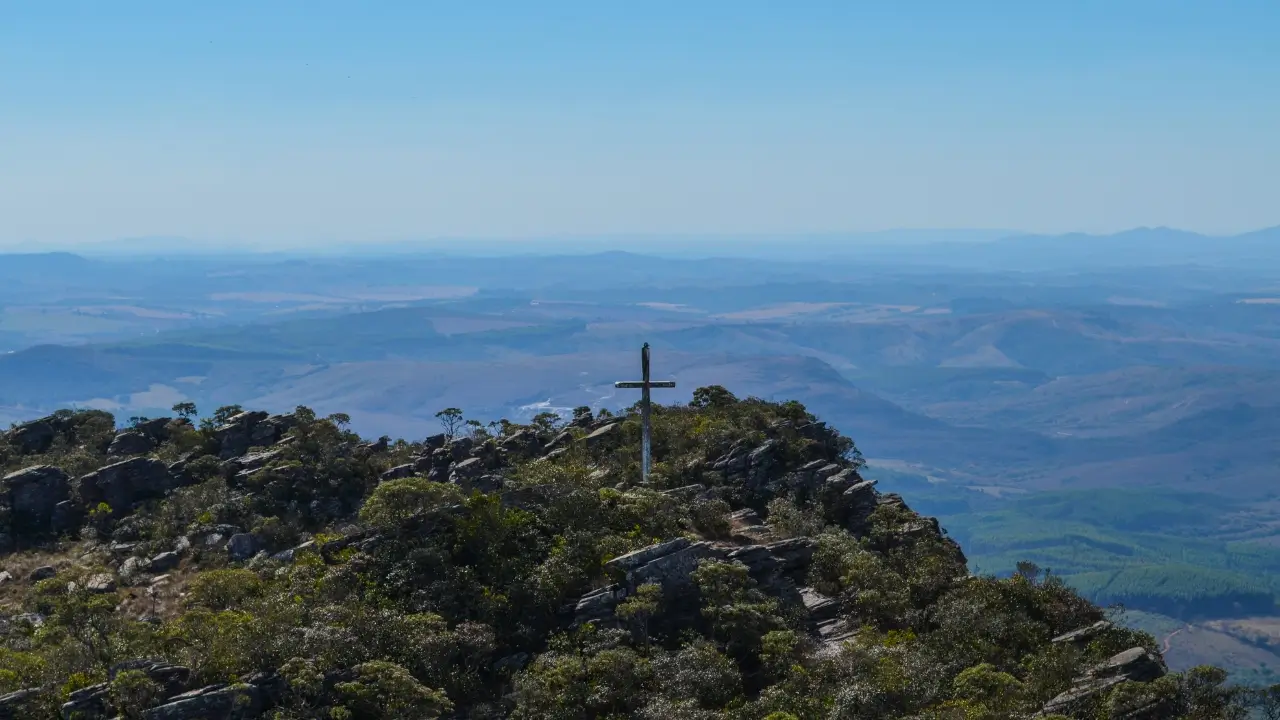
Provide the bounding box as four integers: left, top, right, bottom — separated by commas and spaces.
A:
615, 343, 676, 482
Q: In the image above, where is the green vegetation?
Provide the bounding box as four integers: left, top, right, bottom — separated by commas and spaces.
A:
870, 467, 1280, 621
0, 394, 1266, 717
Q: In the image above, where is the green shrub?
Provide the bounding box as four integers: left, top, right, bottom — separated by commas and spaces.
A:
359, 478, 464, 527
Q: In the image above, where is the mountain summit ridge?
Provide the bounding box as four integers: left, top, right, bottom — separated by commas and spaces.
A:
0, 390, 1260, 718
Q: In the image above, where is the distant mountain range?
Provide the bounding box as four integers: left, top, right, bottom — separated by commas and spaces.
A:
7, 225, 1279, 268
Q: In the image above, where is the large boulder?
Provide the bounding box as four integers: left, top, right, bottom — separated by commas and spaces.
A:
585, 423, 620, 449
380, 464, 416, 482
133, 417, 175, 442
142, 679, 271, 720
499, 429, 539, 459
0, 688, 41, 719
449, 457, 485, 486
213, 412, 295, 460
78, 458, 174, 512
227, 533, 260, 561
4, 418, 57, 455
1040, 647, 1167, 717
2, 465, 71, 535
107, 430, 156, 456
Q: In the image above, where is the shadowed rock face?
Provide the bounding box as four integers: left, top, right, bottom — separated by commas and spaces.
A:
2, 465, 70, 534
78, 458, 176, 513
108, 430, 156, 456
3, 418, 58, 455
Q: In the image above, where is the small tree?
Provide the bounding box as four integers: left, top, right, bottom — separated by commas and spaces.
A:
616, 583, 661, 648
172, 402, 198, 420
109, 669, 162, 719
436, 408, 465, 440
690, 385, 737, 409
531, 412, 562, 435
212, 405, 244, 425
327, 412, 351, 429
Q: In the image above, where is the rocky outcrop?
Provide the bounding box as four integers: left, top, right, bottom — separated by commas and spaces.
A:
577, 536, 821, 630
227, 533, 260, 561
59, 660, 194, 719
108, 430, 157, 457
1052, 620, 1114, 647
1039, 646, 1167, 717
379, 463, 416, 482
0, 688, 40, 719
3, 417, 59, 455
142, 682, 267, 720
584, 423, 620, 448
78, 458, 176, 512
213, 412, 295, 460
2, 465, 71, 536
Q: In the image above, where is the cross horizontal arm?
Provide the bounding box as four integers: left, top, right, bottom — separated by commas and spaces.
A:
615, 380, 677, 389
649, 381, 677, 388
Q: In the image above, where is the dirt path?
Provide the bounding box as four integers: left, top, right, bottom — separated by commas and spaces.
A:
1162, 625, 1189, 655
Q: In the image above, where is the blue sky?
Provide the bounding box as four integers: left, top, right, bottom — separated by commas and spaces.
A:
2, 1, 1278, 247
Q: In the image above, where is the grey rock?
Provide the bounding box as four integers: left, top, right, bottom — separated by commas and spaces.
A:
2, 465, 71, 534
379, 463, 416, 482
142, 682, 267, 720
52, 500, 81, 534
5, 418, 57, 455
60, 682, 109, 719
661, 484, 712, 502
85, 573, 117, 593
0, 687, 41, 719
471, 474, 505, 493
493, 652, 531, 673
212, 411, 293, 461
11, 613, 45, 629
607, 538, 692, 575
584, 423, 620, 447
499, 429, 538, 457
119, 556, 147, 578
227, 533, 259, 561
270, 541, 315, 562
107, 430, 156, 456
78, 458, 173, 513
29, 565, 56, 582
226, 449, 282, 479
1052, 620, 1114, 646
574, 584, 628, 625
109, 658, 192, 696
424, 433, 447, 450
448, 436, 474, 460
1040, 647, 1167, 716
133, 417, 175, 442
173, 535, 192, 553
213, 411, 270, 459
0, 571, 10, 586
411, 455, 433, 473
148, 551, 181, 572
629, 541, 721, 589
450, 457, 484, 484
800, 587, 840, 623
543, 430, 573, 453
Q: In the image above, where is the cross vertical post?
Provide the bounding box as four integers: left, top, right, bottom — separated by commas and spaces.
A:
615, 343, 676, 483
